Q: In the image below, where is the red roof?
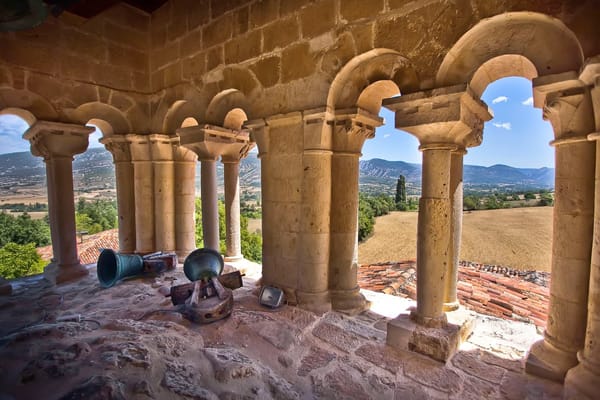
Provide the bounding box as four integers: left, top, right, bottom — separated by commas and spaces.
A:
37, 229, 120, 266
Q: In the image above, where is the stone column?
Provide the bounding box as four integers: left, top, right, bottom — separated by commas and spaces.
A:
564, 63, 600, 398
444, 148, 466, 311
200, 158, 219, 251
127, 134, 155, 254
149, 135, 177, 252
384, 85, 490, 361
173, 145, 197, 259
223, 159, 242, 261
525, 75, 596, 382
23, 121, 93, 284
100, 135, 136, 253
329, 109, 382, 314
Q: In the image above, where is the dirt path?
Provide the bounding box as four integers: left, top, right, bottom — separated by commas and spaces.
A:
358, 207, 553, 271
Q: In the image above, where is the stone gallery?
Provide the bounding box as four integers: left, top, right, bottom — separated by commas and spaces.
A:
0, 0, 599, 398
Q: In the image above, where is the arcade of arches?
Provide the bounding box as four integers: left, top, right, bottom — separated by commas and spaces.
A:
0, 1, 599, 397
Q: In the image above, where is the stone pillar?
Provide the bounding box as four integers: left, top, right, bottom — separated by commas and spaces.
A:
173, 145, 197, 259
329, 109, 382, 314
100, 135, 136, 253
223, 159, 242, 261
525, 75, 596, 382
384, 85, 490, 361
444, 148, 466, 311
563, 63, 600, 398
23, 121, 93, 284
297, 110, 332, 313
127, 134, 155, 254
149, 135, 177, 252
198, 158, 219, 251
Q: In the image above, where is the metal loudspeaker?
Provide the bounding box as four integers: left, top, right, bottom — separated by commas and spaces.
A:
96, 249, 144, 288
183, 248, 224, 282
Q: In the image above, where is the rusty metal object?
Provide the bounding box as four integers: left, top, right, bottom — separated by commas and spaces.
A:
169, 270, 243, 305
143, 253, 178, 274
180, 278, 233, 323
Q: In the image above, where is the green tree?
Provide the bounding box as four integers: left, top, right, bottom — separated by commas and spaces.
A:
395, 175, 407, 208
0, 242, 46, 279
0, 212, 50, 247
463, 196, 479, 211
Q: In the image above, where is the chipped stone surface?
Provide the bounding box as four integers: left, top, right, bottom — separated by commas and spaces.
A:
0, 268, 563, 399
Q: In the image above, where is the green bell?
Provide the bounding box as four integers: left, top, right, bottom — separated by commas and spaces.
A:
183, 248, 224, 282
96, 249, 144, 288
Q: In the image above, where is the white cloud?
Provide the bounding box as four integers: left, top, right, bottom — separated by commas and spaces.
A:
491, 96, 509, 104
492, 122, 512, 130
383, 134, 391, 138
521, 96, 534, 106
0, 114, 30, 154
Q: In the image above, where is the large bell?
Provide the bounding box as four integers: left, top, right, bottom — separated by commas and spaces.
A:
183, 248, 224, 282
97, 249, 144, 288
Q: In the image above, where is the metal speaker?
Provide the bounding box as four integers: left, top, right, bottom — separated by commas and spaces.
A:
97, 249, 144, 288
183, 248, 224, 282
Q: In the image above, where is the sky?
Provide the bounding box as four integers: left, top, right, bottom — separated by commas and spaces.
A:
362, 76, 555, 168
0, 77, 554, 168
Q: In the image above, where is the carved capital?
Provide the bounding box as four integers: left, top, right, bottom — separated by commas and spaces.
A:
149, 134, 178, 162
383, 84, 491, 148
330, 107, 383, 154
245, 118, 269, 158
125, 134, 152, 162
100, 135, 131, 162
177, 124, 253, 161
24, 121, 93, 160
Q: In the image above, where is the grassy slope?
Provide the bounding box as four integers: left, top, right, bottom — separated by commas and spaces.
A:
358, 207, 553, 272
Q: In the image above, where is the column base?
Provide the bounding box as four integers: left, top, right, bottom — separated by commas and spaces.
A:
224, 254, 244, 262
330, 287, 370, 315
296, 290, 331, 314
386, 307, 475, 363
525, 339, 578, 382
443, 301, 460, 312
564, 356, 600, 400
175, 249, 195, 260
44, 262, 89, 285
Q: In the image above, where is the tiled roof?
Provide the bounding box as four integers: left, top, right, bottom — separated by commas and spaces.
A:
37, 229, 120, 266
358, 260, 550, 328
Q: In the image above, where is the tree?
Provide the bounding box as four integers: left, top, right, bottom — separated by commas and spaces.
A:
0, 212, 50, 247
0, 242, 46, 279
395, 175, 407, 208
463, 196, 479, 211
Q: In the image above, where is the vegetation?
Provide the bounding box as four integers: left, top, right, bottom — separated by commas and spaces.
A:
0, 242, 46, 279
75, 199, 118, 234
195, 198, 263, 262
0, 202, 48, 212
0, 212, 50, 247
358, 193, 396, 242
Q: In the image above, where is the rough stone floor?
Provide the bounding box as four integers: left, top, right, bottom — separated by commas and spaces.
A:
0, 265, 563, 400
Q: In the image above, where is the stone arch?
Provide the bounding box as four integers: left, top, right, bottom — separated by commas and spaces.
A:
69, 102, 131, 135
181, 117, 199, 127
0, 88, 58, 121
326, 48, 418, 114
205, 89, 250, 127
0, 107, 37, 127
437, 12, 584, 87
86, 118, 114, 138
468, 54, 538, 98
162, 100, 200, 133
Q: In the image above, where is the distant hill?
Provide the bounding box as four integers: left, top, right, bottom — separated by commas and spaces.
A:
0, 150, 554, 197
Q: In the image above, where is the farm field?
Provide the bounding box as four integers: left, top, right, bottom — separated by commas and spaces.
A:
358, 207, 553, 272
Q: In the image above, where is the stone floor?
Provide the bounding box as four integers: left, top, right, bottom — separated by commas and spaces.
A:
0, 265, 564, 400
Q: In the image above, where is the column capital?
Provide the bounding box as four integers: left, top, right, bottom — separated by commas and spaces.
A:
24, 121, 93, 159
303, 108, 330, 152
244, 118, 269, 157
533, 72, 595, 142
383, 84, 491, 148
177, 124, 253, 161
100, 135, 131, 162
148, 134, 178, 161
172, 143, 198, 162
125, 134, 152, 161
330, 107, 384, 153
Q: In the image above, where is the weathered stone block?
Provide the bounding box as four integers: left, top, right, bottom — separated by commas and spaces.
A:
108, 44, 147, 72
151, 25, 167, 49
168, 12, 188, 42
249, 56, 280, 88
263, 16, 300, 52
211, 0, 249, 19
182, 52, 206, 80
206, 46, 224, 71
61, 27, 106, 60
355, 343, 403, 373
2, 40, 58, 74
312, 321, 361, 353
180, 29, 203, 58
102, 3, 150, 32
104, 21, 148, 49
188, 0, 210, 28
224, 29, 261, 64
203, 14, 233, 49
340, 0, 383, 22
164, 63, 182, 86
151, 42, 180, 71
281, 42, 316, 83
233, 6, 250, 35
298, 346, 336, 376
300, 0, 335, 39
250, 0, 279, 28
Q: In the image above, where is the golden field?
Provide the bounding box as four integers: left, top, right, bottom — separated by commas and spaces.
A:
358, 207, 553, 272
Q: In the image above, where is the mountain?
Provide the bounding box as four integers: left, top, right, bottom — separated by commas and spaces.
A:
0, 150, 554, 198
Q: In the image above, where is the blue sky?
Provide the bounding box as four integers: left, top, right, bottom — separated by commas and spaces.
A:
363, 76, 555, 168
0, 77, 554, 168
